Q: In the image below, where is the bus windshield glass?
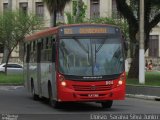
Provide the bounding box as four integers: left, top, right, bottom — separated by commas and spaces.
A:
59, 35, 124, 76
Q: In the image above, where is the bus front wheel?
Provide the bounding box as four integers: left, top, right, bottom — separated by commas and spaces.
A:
31, 81, 39, 100
101, 100, 113, 108
48, 84, 60, 108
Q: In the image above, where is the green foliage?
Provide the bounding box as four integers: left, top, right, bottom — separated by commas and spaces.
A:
87, 17, 129, 40
0, 74, 23, 84
65, 0, 87, 24
127, 72, 160, 86
0, 10, 42, 74
73, 1, 77, 16
65, 1, 128, 39
0, 10, 42, 49
116, 0, 160, 78
65, 12, 75, 24
75, 1, 87, 23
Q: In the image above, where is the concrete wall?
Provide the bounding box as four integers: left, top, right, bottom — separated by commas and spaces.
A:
100, 0, 112, 18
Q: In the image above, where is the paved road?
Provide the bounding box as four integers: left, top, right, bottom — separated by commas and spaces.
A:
0, 86, 160, 120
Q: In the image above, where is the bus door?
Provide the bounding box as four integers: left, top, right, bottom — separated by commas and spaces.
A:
26, 44, 31, 91
37, 42, 42, 97
51, 37, 57, 100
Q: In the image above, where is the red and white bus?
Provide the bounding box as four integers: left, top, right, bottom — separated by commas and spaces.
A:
24, 24, 126, 108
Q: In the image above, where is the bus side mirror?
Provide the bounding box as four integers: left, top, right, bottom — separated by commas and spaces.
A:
124, 41, 129, 51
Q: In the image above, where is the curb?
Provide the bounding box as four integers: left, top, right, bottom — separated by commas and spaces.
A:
126, 94, 160, 101
0, 83, 24, 86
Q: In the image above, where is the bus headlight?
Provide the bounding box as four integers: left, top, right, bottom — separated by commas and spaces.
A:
118, 73, 125, 86
118, 80, 123, 85
61, 81, 67, 87
59, 74, 67, 87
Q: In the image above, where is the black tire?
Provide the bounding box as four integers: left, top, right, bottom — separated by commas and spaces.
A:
101, 100, 113, 108
48, 84, 60, 108
31, 81, 39, 100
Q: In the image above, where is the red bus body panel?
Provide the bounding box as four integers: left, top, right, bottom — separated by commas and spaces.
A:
56, 73, 126, 102
25, 24, 126, 103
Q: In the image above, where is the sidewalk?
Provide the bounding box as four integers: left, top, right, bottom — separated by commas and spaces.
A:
126, 84, 160, 101
126, 94, 160, 101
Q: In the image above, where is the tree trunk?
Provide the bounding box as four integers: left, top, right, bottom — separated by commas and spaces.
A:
1, 47, 9, 63
53, 10, 57, 27
128, 46, 139, 78
50, 10, 57, 27
128, 31, 150, 79
4, 49, 12, 75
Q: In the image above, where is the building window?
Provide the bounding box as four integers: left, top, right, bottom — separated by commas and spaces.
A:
90, 0, 100, 19
3, 3, 8, 12
149, 35, 159, 57
19, 2, 28, 15
36, 2, 44, 18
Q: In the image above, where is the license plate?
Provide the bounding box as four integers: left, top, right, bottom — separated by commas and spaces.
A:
88, 94, 99, 97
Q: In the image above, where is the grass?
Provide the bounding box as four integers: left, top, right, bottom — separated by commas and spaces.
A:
0, 71, 160, 86
127, 71, 160, 86
0, 74, 23, 85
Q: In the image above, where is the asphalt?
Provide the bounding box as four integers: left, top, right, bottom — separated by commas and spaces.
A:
0, 85, 160, 102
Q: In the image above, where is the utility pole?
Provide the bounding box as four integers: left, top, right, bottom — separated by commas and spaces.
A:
139, 0, 145, 84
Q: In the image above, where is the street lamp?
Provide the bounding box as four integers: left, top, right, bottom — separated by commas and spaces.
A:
139, 0, 145, 84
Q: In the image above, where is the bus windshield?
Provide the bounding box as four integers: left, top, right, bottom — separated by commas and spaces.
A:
59, 36, 124, 77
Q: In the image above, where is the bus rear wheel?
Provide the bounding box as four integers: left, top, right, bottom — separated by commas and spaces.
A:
101, 100, 113, 108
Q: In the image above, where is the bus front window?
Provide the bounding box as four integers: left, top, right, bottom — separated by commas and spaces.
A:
59, 36, 124, 77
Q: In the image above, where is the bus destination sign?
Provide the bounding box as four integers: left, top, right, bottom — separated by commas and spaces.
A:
60, 26, 118, 36
64, 28, 107, 35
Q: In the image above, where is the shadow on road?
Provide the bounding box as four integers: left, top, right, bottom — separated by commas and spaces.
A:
35, 98, 130, 112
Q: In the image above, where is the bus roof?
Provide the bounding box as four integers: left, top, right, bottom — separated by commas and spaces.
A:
25, 24, 120, 42
25, 27, 58, 42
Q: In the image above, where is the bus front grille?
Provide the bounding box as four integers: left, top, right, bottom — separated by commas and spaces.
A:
72, 85, 112, 91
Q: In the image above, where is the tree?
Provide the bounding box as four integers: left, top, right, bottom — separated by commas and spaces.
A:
74, 0, 87, 23
65, 0, 87, 24
88, 17, 129, 40
0, 10, 42, 74
42, 0, 71, 27
115, 0, 160, 78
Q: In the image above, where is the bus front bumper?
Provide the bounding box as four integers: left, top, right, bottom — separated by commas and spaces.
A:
57, 86, 125, 102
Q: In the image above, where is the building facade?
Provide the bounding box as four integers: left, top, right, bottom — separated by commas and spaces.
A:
0, 0, 70, 63
0, 0, 160, 64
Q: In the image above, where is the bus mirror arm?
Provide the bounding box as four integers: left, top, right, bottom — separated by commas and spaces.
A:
124, 41, 129, 51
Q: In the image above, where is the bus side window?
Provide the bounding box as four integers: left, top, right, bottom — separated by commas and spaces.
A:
37, 42, 41, 63
24, 43, 26, 63
52, 37, 56, 62
33, 41, 36, 51
46, 37, 49, 49
26, 44, 31, 63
